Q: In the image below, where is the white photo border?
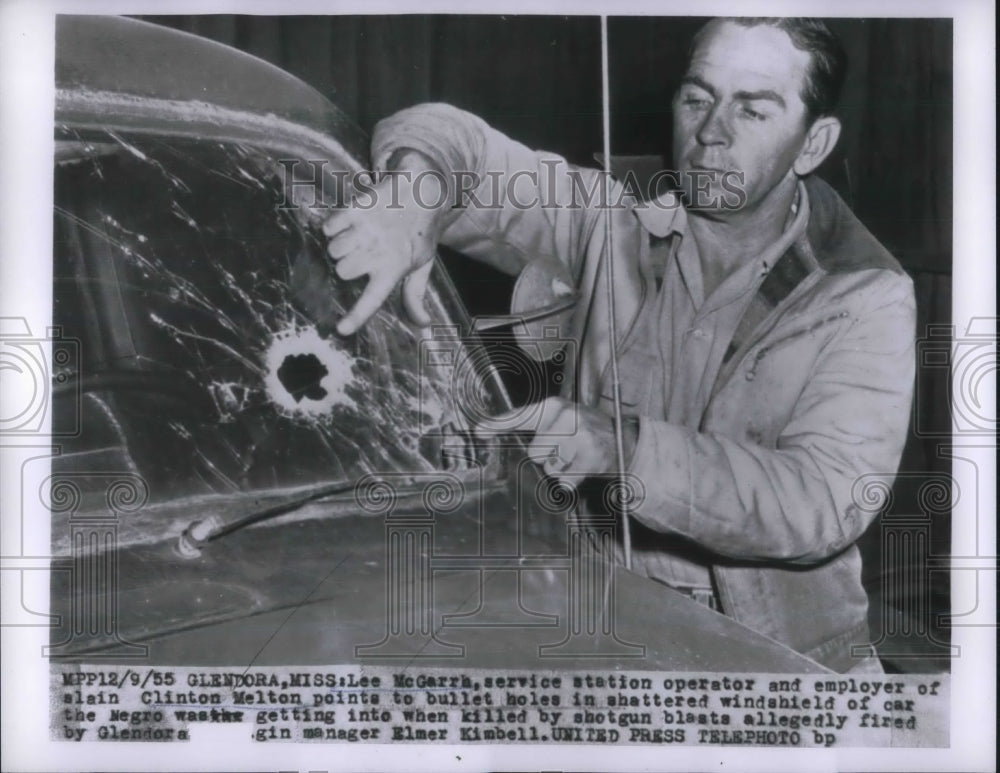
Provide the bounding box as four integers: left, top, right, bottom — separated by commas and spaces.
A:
1, 0, 994, 771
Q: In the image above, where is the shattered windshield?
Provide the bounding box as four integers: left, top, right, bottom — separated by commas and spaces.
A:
53, 130, 507, 521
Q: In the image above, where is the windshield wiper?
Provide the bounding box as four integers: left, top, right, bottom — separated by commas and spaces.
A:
175, 474, 500, 558
175, 479, 359, 558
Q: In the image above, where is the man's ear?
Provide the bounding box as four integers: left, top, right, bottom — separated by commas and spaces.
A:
793, 116, 841, 176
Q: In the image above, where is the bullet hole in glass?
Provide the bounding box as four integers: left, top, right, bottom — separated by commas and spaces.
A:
277, 353, 329, 403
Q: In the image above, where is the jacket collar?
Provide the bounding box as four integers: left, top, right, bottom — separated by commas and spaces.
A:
802, 176, 904, 274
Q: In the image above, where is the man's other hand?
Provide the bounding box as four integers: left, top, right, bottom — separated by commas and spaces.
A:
322, 154, 448, 336
473, 397, 639, 487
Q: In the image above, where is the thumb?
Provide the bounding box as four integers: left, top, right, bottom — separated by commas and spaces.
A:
402, 260, 433, 327
371, 153, 392, 180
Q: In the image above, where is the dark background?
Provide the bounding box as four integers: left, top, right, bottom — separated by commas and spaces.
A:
140, 14, 954, 670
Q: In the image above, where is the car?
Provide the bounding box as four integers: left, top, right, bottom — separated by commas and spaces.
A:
48, 14, 825, 672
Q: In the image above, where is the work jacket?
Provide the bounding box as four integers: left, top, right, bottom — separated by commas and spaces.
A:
372, 103, 917, 672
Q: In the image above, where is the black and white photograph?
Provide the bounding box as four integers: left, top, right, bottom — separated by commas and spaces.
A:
0, 1, 994, 771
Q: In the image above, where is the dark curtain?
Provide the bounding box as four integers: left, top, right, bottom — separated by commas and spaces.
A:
139, 14, 954, 664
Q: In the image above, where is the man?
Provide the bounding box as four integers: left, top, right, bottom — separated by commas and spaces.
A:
322, 18, 916, 673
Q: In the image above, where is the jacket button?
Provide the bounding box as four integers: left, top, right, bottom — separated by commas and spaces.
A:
745, 370, 756, 381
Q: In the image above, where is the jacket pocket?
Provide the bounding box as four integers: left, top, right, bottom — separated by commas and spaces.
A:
742, 309, 850, 380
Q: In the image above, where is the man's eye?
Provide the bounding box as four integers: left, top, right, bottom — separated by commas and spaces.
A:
739, 106, 766, 121
683, 96, 710, 109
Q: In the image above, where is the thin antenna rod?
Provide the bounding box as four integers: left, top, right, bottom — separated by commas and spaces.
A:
599, 15, 633, 571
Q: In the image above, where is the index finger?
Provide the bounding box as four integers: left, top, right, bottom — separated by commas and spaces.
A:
322, 208, 354, 238
336, 272, 396, 336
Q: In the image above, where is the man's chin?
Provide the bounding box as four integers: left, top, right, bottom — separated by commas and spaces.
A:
678, 170, 747, 212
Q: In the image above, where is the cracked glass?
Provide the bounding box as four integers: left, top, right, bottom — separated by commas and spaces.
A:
52, 130, 509, 548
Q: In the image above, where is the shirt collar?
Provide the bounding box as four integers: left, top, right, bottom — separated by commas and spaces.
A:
638, 180, 812, 309
630, 180, 811, 247
633, 179, 811, 257
631, 189, 687, 239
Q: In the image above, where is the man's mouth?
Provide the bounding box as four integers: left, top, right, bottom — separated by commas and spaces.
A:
688, 163, 730, 173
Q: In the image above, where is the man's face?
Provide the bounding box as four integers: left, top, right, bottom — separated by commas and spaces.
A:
672, 21, 813, 217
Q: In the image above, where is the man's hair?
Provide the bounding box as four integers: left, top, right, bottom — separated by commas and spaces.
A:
692, 17, 847, 123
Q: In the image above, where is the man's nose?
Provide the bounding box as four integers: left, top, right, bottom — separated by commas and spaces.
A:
696, 103, 732, 146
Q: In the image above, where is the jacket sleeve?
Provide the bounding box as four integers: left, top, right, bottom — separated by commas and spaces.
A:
626, 271, 917, 563
370, 103, 603, 280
